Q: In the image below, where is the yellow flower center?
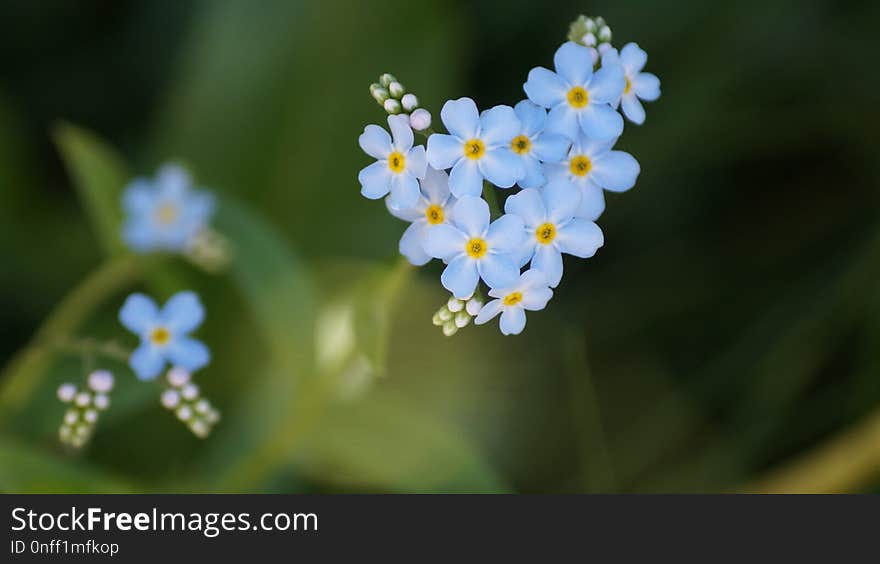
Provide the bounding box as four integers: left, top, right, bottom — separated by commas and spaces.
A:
155, 203, 179, 225
465, 237, 488, 259
463, 139, 485, 160
569, 155, 592, 177
535, 222, 557, 244
624, 76, 632, 94
150, 326, 171, 346
567, 86, 589, 108
503, 291, 523, 306
425, 204, 444, 225
511, 134, 532, 155
388, 151, 406, 173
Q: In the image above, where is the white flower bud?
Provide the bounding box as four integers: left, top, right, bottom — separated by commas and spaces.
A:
93, 394, 110, 410
195, 399, 210, 414
64, 410, 79, 425
584, 18, 597, 33
582, 32, 597, 46
384, 99, 402, 114
438, 307, 453, 321
401, 93, 418, 111
409, 108, 432, 131
432, 311, 445, 326
379, 73, 397, 88
442, 321, 458, 337
598, 25, 612, 43
83, 409, 98, 424
190, 419, 210, 438
74, 424, 89, 437
447, 297, 464, 312
465, 298, 483, 316
57, 383, 77, 403
370, 85, 390, 104
206, 409, 221, 424
59, 426, 72, 440
87, 370, 114, 393
167, 367, 191, 388
388, 81, 406, 98
454, 311, 471, 328
176, 405, 193, 422
70, 435, 85, 448
598, 43, 612, 54
75, 392, 91, 408
181, 383, 200, 401
161, 389, 181, 409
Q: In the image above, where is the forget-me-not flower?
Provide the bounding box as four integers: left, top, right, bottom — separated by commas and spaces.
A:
601, 43, 661, 125
386, 166, 457, 266
119, 291, 210, 380
474, 269, 554, 335
545, 132, 640, 220
121, 164, 215, 253
509, 100, 570, 188
423, 196, 526, 299
505, 183, 604, 287
524, 41, 626, 141
358, 114, 428, 209
426, 98, 524, 198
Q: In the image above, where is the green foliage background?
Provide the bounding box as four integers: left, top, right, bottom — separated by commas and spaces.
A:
1, 0, 879, 492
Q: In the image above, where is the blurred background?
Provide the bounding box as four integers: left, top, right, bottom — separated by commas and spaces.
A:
1, 0, 879, 493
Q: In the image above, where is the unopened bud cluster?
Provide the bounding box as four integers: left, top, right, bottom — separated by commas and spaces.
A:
159, 367, 220, 438
369, 73, 432, 131
184, 227, 232, 273
567, 15, 613, 64
432, 294, 484, 336
56, 370, 114, 448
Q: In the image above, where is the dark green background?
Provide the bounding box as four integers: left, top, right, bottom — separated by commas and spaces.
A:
1, 0, 879, 492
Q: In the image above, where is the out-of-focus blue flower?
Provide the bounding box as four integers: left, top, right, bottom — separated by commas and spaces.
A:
119, 291, 210, 381
505, 183, 604, 287
474, 269, 553, 335
386, 166, 457, 266
358, 114, 428, 209
426, 98, 525, 198
602, 43, 661, 125
509, 100, 570, 189
544, 132, 640, 220
523, 41, 626, 141
121, 164, 215, 254
423, 196, 525, 299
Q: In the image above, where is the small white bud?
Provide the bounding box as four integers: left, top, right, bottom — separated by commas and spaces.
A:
75, 392, 91, 408
190, 419, 210, 438
195, 399, 210, 414
74, 424, 89, 437
442, 321, 458, 337
83, 409, 98, 423
167, 367, 191, 388
181, 383, 200, 401
598, 25, 612, 43
370, 85, 390, 104
93, 394, 110, 410
438, 308, 453, 321
401, 93, 418, 111
176, 405, 193, 422
161, 389, 181, 409
432, 311, 445, 326
409, 108, 432, 131
454, 311, 471, 328
206, 409, 221, 424
70, 435, 86, 448
598, 43, 612, 54
64, 410, 79, 425
388, 81, 406, 98
59, 426, 72, 440
589, 48, 599, 66
582, 32, 597, 46
466, 298, 483, 316
87, 370, 114, 393
57, 383, 77, 403
585, 18, 597, 33
379, 73, 397, 88
447, 297, 464, 312
383, 99, 402, 114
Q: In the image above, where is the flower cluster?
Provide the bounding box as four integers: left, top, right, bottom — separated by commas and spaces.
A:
159, 367, 221, 438
357, 16, 661, 335
56, 370, 114, 449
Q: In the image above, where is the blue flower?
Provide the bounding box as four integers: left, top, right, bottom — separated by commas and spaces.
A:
119, 291, 210, 380
426, 98, 525, 198
504, 183, 604, 287
121, 164, 215, 253
509, 100, 570, 188
602, 43, 661, 125
423, 196, 526, 299
386, 166, 457, 266
523, 41, 626, 141
474, 269, 554, 335
544, 132, 640, 221
358, 114, 428, 209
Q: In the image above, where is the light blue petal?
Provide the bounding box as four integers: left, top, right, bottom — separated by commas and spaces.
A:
513, 100, 546, 136
161, 291, 205, 333
385, 196, 423, 222
556, 218, 604, 259
577, 104, 624, 141
479, 105, 521, 147
634, 72, 661, 101
543, 179, 581, 223
477, 252, 519, 289
504, 188, 546, 228
426, 133, 464, 170
515, 239, 537, 268
486, 214, 526, 254
122, 221, 158, 253
531, 244, 564, 287
592, 150, 640, 192
621, 95, 646, 124
440, 97, 480, 140
119, 293, 159, 334
441, 254, 480, 299
473, 299, 503, 325
521, 287, 553, 311
448, 158, 484, 198
406, 145, 428, 179
601, 47, 620, 66
358, 124, 392, 159
479, 148, 524, 189
157, 164, 191, 197
399, 221, 432, 266
358, 161, 392, 199
523, 67, 567, 108
577, 182, 606, 220
518, 268, 550, 291
451, 195, 490, 237
531, 133, 570, 163
166, 337, 210, 372
499, 307, 527, 335
553, 41, 593, 86
620, 42, 647, 74
122, 179, 155, 214
420, 166, 451, 204
388, 114, 414, 152
185, 190, 216, 223
588, 64, 626, 104
424, 224, 467, 261
129, 343, 166, 381
518, 155, 546, 189
389, 172, 421, 209
545, 104, 579, 140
